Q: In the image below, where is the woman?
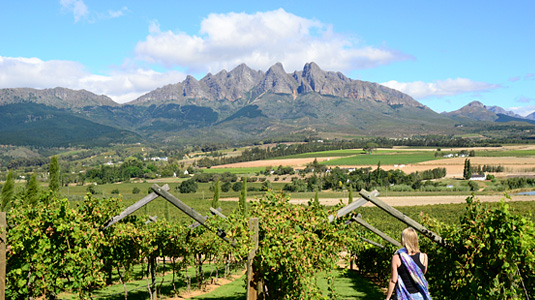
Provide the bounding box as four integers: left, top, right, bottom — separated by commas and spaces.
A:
385, 227, 432, 300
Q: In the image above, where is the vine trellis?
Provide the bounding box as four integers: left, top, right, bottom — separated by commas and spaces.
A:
102, 184, 247, 299
100, 186, 448, 300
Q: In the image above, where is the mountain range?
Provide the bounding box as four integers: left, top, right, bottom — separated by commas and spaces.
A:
443, 101, 535, 124
0, 62, 533, 147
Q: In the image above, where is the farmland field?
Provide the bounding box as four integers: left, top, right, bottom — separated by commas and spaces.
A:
275, 149, 367, 159
321, 151, 442, 166
201, 166, 266, 174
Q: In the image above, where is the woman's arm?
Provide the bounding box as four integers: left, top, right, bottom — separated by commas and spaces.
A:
421, 252, 428, 274
385, 254, 400, 300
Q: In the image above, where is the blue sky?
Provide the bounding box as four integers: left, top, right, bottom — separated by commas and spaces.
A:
1, 1, 534, 115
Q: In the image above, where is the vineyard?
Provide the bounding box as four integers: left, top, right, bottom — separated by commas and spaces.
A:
3, 185, 535, 299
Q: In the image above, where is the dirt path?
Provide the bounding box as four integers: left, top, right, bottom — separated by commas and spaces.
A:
221, 194, 535, 207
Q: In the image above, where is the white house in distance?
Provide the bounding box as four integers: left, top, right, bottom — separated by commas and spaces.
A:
469, 174, 486, 181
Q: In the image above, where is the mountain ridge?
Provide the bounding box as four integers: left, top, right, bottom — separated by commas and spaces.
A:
0, 87, 117, 109
129, 62, 425, 110
0, 63, 533, 147
444, 101, 532, 123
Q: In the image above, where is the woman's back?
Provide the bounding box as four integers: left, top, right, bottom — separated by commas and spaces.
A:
397, 252, 426, 294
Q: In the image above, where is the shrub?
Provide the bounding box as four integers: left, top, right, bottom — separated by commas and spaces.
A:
179, 178, 198, 193
86, 184, 101, 195
221, 181, 231, 192
468, 180, 479, 191
232, 181, 242, 192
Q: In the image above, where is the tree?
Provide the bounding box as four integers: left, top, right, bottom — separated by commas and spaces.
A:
467, 180, 479, 191
211, 179, 220, 208
239, 177, 248, 217
179, 178, 198, 193
49, 156, 60, 193
348, 185, 353, 204
260, 180, 272, 191
86, 184, 102, 195
221, 181, 231, 192
232, 181, 242, 192
25, 173, 40, 205
363, 142, 378, 154
311, 190, 319, 206
1, 170, 14, 211
463, 159, 472, 180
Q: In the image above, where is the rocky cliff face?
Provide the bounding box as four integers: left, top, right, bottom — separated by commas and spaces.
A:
130, 62, 424, 109
202, 63, 264, 101
0, 87, 117, 108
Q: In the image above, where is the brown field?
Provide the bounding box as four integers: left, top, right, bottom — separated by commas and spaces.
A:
211, 145, 535, 179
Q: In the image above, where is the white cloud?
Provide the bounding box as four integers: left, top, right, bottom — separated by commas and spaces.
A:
135, 9, 411, 73
60, 0, 89, 22
106, 6, 128, 19
60, 0, 128, 22
507, 96, 535, 116
508, 105, 535, 117
0, 56, 185, 103
381, 78, 500, 99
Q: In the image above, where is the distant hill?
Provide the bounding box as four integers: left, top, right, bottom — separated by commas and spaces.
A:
444, 101, 499, 122
0, 103, 138, 147
444, 101, 535, 124
0, 87, 117, 109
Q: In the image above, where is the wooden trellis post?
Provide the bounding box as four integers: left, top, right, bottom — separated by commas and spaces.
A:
359, 189, 447, 247
150, 184, 234, 245
0, 212, 6, 300
351, 214, 401, 247
103, 184, 170, 229
328, 190, 379, 223
246, 218, 260, 300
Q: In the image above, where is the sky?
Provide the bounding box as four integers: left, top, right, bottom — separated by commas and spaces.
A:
1, 1, 534, 115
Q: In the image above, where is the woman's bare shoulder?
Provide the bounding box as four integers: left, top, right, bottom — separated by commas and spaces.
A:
420, 252, 428, 265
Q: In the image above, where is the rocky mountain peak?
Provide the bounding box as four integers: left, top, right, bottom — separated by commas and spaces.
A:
295, 62, 351, 95
467, 101, 485, 108
252, 62, 297, 98
131, 62, 423, 109
444, 100, 497, 122
183, 75, 211, 99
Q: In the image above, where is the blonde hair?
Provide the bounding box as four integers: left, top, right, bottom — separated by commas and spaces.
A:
401, 227, 420, 253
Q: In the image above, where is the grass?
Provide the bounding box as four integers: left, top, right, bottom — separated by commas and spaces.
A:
275, 149, 367, 159
201, 167, 266, 174
189, 268, 384, 300
189, 274, 246, 300
474, 149, 535, 157
322, 151, 442, 166
60, 266, 384, 300
60, 263, 244, 300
